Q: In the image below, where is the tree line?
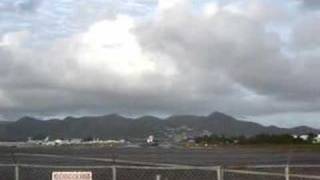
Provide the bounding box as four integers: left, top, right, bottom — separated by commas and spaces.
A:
194, 133, 318, 145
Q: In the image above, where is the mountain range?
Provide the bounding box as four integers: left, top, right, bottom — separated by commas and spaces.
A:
0, 112, 319, 141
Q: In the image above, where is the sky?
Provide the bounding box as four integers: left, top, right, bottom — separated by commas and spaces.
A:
0, 0, 320, 128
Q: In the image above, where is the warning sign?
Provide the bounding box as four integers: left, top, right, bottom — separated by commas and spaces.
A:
52, 171, 92, 180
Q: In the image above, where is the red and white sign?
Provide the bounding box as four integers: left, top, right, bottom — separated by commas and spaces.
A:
52, 171, 92, 180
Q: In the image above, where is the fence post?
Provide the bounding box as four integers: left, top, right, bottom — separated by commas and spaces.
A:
15, 165, 19, 180
217, 166, 224, 180
112, 166, 117, 180
285, 165, 290, 180
156, 174, 161, 180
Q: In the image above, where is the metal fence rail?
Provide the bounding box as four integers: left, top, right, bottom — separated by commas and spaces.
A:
1, 163, 320, 180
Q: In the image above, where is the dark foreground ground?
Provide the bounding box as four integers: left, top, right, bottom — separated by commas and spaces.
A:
1, 145, 320, 180
1, 145, 320, 166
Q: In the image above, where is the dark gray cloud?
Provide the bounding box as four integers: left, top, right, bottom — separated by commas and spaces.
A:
134, 1, 320, 118
0, 0, 42, 13
293, 15, 320, 50
15, 0, 42, 12
300, 0, 320, 10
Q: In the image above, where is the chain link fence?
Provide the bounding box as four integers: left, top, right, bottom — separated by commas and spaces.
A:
116, 166, 218, 180
1, 163, 320, 180
18, 165, 113, 180
0, 164, 15, 180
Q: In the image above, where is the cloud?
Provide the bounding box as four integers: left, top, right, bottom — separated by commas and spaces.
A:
0, 15, 182, 119
0, 0, 42, 13
134, 0, 320, 114
0, 0, 155, 42
0, 0, 320, 128
292, 15, 320, 50
15, 0, 43, 12
300, 0, 320, 10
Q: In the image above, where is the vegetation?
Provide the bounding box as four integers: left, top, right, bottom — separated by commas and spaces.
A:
32, 133, 48, 140
194, 135, 235, 144
194, 133, 318, 145
82, 136, 94, 142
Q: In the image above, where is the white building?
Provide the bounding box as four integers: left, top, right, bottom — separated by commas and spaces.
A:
147, 135, 155, 144
299, 135, 309, 141
313, 134, 320, 144
292, 134, 320, 143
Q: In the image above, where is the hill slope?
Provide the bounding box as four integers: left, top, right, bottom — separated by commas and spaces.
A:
0, 112, 318, 141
